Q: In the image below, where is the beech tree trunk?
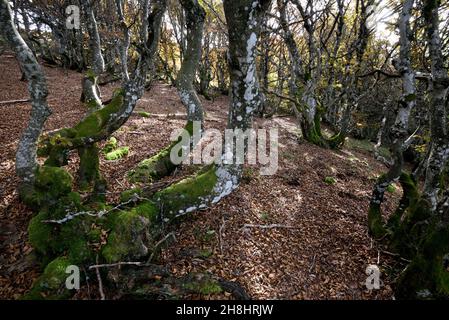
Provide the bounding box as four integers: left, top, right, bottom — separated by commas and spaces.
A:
368, 0, 417, 238
0, 0, 52, 188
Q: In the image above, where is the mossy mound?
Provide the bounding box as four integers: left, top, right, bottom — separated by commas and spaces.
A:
102, 201, 159, 263
183, 274, 223, 295
120, 188, 143, 203
20, 166, 73, 209
23, 257, 75, 300
105, 146, 129, 161
103, 137, 118, 154
138, 111, 151, 118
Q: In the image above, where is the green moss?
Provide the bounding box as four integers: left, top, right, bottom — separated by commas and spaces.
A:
105, 147, 129, 161
129, 122, 195, 183
324, 177, 337, 185
184, 277, 222, 295
154, 167, 218, 219
138, 111, 151, 118
28, 191, 93, 264
103, 137, 118, 154
78, 145, 101, 190
120, 188, 143, 203
21, 166, 73, 209
28, 210, 53, 255
199, 248, 213, 259
24, 256, 74, 300
129, 147, 174, 183
386, 184, 396, 193
134, 202, 159, 220
368, 204, 388, 239
102, 201, 158, 263
395, 226, 449, 299
36, 166, 73, 196
328, 132, 346, 149
66, 238, 92, 264
74, 90, 124, 138
85, 69, 97, 81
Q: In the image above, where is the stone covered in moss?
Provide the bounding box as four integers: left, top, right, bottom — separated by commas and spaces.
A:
120, 188, 143, 203
102, 201, 158, 263
23, 257, 74, 300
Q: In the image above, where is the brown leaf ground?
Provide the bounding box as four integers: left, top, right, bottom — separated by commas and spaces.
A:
0, 52, 400, 300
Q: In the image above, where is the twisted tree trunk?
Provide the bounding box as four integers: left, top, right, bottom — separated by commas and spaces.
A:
368, 0, 417, 238
129, 0, 206, 184
0, 0, 52, 189
80, 0, 105, 110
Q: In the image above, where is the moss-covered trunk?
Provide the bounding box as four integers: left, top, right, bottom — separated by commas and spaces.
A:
130, 0, 206, 184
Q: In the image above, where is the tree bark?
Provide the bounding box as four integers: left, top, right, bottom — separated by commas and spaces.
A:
368, 0, 417, 238
0, 0, 52, 187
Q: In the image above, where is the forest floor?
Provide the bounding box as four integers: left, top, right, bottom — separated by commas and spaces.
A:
0, 52, 402, 300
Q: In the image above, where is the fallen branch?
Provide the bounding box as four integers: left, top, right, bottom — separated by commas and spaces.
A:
95, 255, 106, 300
0, 98, 30, 105
89, 261, 147, 270
42, 195, 148, 224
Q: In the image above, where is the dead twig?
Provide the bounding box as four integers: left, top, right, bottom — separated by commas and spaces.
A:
0, 99, 30, 105
219, 217, 226, 255
95, 255, 106, 300
89, 261, 146, 270
309, 253, 317, 274
147, 232, 176, 263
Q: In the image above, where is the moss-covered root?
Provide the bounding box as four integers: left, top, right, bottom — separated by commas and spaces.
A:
301, 114, 345, 150
129, 122, 195, 184
128, 145, 176, 183
395, 225, 449, 300
23, 256, 76, 300
110, 270, 228, 299
154, 165, 240, 222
